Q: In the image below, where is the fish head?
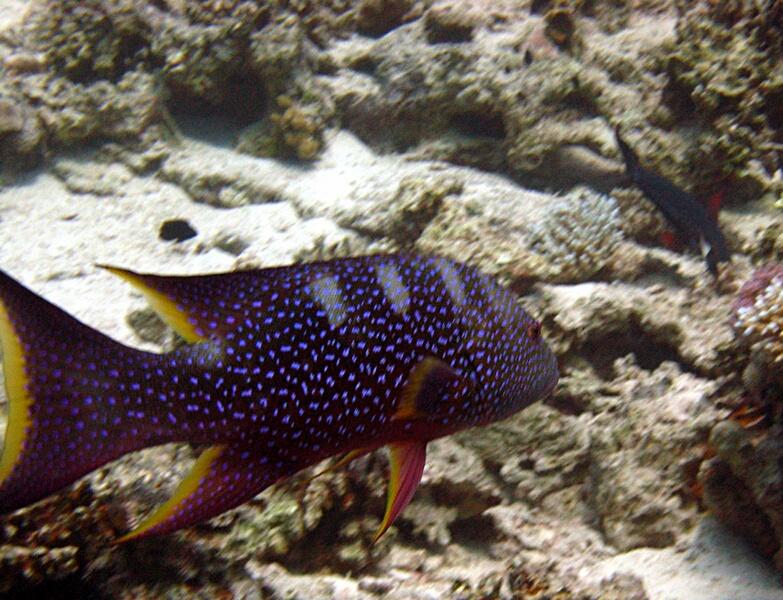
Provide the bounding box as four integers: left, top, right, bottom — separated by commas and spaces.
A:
457, 277, 559, 426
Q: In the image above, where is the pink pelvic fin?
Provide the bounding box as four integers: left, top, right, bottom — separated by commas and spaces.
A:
375, 440, 427, 541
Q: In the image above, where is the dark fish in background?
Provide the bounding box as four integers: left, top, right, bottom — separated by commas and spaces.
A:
0, 254, 559, 542
159, 219, 198, 243
615, 128, 731, 277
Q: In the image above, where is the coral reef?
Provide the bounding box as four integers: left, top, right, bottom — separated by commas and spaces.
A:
1, 0, 783, 598
696, 263, 783, 570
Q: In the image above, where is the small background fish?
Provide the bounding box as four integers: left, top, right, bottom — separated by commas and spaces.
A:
615, 128, 731, 277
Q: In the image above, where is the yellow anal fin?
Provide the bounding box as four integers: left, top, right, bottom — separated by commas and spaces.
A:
0, 300, 33, 487
116, 443, 295, 543
375, 440, 427, 541
117, 444, 227, 543
100, 265, 206, 343
394, 356, 466, 421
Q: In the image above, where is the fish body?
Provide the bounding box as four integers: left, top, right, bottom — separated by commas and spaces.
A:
0, 254, 558, 541
615, 129, 730, 276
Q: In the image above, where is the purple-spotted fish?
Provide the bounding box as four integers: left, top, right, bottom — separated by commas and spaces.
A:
0, 254, 558, 541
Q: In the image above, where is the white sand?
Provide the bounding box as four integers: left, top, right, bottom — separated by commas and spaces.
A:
585, 517, 781, 600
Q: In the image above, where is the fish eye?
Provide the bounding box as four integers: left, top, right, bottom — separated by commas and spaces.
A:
526, 321, 542, 341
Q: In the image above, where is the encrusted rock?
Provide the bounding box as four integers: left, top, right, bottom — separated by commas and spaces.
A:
544, 8, 579, 51
348, 172, 463, 245
0, 100, 24, 135
664, 3, 783, 200
34, 71, 161, 146
0, 480, 127, 593
356, 0, 416, 38
238, 95, 326, 161
22, 0, 152, 82
2, 53, 46, 74
699, 419, 783, 569
586, 359, 720, 551
424, 1, 481, 44
51, 158, 134, 196
459, 403, 590, 511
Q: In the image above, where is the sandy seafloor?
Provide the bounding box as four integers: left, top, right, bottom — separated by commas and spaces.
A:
0, 1, 782, 598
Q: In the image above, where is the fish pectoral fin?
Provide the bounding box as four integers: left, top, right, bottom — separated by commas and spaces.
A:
116, 444, 287, 543
703, 190, 724, 221
374, 440, 427, 542
660, 230, 682, 252
394, 356, 471, 422
301, 445, 378, 490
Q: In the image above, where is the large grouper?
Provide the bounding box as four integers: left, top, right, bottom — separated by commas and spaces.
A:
0, 254, 559, 542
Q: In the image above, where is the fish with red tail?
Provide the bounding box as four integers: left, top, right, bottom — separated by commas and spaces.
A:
615, 128, 731, 277
0, 254, 558, 541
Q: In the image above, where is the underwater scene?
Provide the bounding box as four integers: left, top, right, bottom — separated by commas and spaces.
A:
0, 1, 782, 598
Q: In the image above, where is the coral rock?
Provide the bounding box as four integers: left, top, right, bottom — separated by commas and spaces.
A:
699, 419, 783, 569
0, 480, 126, 593
357, 0, 415, 38
0, 100, 24, 136
424, 1, 480, 44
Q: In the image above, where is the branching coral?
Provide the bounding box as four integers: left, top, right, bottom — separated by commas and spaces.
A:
526, 187, 623, 282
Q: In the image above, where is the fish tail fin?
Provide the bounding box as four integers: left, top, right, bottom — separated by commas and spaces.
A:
0, 270, 172, 513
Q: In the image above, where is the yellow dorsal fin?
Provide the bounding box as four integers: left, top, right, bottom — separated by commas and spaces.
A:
100, 265, 206, 343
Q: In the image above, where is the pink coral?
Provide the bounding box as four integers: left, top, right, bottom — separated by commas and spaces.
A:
732, 264, 783, 362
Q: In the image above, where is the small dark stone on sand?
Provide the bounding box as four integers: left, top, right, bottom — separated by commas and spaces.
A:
159, 219, 197, 242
